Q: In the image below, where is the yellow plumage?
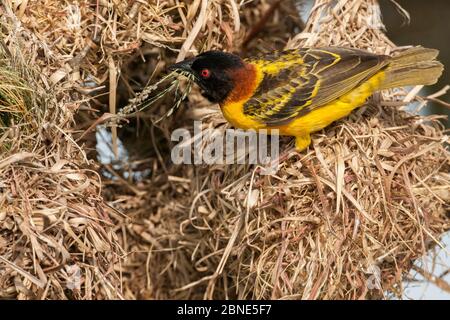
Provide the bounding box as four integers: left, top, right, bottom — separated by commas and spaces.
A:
220, 47, 443, 150
279, 72, 386, 150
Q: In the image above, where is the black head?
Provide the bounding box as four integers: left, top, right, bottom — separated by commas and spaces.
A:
169, 51, 244, 103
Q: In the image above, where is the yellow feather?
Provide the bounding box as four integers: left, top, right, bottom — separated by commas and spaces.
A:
279, 71, 385, 136
222, 69, 385, 150
222, 99, 264, 130
252, 53, 303, 75
219, 46, 441, 151
222, 65, 265, 129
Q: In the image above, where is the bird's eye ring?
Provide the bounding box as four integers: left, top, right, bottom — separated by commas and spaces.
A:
200, 69, 210, 78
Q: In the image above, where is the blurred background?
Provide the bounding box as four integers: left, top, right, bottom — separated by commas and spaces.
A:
381, 0, 450, 128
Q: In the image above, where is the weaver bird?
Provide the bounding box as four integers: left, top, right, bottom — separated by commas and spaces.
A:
170, 47, 443, 150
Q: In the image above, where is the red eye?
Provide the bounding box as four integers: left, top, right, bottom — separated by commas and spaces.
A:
201, 69, 210, 78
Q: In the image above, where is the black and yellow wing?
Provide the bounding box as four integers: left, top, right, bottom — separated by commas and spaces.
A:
244, 47, 389, 126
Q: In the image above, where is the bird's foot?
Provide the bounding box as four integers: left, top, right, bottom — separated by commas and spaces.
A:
295, 134, 311, 151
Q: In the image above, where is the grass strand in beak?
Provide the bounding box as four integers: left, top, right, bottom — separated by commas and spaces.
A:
116, 70, 194, 125
155, 72, 194, 123
118, 71, 177, 117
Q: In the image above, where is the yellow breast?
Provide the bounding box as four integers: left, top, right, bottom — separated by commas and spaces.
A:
221, 100, 264, 130
220, 63, 266, 130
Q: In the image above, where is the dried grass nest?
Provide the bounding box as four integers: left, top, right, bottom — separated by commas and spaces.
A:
0, 0, 449, 300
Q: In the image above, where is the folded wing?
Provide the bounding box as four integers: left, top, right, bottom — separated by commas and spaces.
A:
244, 47, 389, 126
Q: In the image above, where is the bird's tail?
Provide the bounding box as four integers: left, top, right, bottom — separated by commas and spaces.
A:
380, 47, 444, 90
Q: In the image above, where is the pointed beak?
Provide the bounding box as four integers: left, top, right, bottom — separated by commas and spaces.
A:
169, 57, 196, 74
